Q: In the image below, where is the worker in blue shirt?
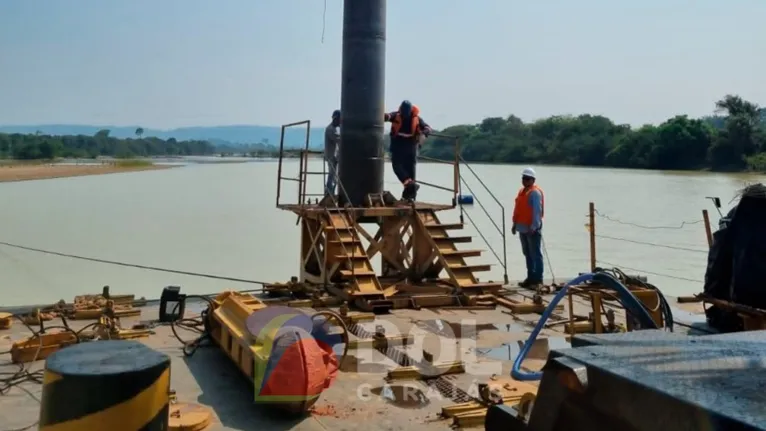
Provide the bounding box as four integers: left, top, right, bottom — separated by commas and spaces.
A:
324, 110, 341, 196
511, 167, 545, 287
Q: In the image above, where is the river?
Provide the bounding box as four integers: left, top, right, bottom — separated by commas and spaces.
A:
0, 160, 763, 306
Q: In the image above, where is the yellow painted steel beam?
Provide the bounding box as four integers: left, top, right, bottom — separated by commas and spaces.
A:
386, 361, 465, 380
340, 312, 376, 324
441, 395, 523, 417
348, 334, 413, 349
452, 410, 490, 427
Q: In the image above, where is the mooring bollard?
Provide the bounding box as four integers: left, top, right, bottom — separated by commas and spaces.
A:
39, 340, 171, 430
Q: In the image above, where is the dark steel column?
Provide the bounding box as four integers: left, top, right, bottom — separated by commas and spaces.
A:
338, 0, 386, 206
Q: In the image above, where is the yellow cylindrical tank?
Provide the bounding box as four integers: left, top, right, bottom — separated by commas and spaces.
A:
39, 340, 171, 431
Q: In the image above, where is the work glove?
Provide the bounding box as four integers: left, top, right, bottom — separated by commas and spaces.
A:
511, 226, 517, 235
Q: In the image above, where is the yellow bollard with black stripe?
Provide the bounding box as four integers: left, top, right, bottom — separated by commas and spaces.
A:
39, 340, 171, 431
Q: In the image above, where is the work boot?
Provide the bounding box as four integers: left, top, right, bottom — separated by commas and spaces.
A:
401, 184, 412, 201
410, 182, 420, 201
402, 182, 419, 202
518, 279, 531, 288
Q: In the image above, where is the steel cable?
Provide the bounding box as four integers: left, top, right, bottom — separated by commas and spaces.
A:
0, 240, 271, 285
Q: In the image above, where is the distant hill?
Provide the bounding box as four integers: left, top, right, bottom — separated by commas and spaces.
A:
0, 124, 326, 149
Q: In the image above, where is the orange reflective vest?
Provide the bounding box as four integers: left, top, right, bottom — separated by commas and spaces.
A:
390, 112, 421, 139
512, 185, 544, 226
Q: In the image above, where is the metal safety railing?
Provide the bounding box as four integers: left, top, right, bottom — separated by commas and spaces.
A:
277, 128, 462, 209
415, 132, 461, 206
416, 132, 509, 284
274, 120, 362, 278
275, 120, 312, 207
457, 155, 509, 284
274, 119, 352, 208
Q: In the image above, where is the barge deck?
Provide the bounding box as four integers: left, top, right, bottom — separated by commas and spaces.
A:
0, 282, 708, 431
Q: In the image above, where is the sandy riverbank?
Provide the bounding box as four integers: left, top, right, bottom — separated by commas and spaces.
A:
0, 163, 175, 183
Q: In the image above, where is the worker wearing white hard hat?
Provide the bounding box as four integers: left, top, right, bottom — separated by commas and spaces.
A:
521, 167, 536, 179
511, 167, 544, 287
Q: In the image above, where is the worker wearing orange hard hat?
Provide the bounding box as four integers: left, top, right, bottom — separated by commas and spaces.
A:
511, 167, 545, 287
384, 100, 432, 202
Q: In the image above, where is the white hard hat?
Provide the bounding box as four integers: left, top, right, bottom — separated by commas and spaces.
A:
521, 167, 536, 179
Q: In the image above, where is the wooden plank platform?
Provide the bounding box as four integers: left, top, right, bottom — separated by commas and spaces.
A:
278, 201, 454, 218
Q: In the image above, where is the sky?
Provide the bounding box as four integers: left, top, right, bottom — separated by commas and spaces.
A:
1, 0, 764, 130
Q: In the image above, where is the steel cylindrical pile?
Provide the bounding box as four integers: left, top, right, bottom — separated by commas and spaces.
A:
338, 0, 387, 206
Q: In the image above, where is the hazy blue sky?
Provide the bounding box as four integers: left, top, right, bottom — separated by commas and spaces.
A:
1, 1, 764, 129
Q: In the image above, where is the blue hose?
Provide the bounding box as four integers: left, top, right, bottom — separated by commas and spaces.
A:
510, 271, 660, 381
511, 273, 593, 381
592, 272, 660, 330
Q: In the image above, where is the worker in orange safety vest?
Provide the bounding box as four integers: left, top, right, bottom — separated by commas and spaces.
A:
384, 100, 432, 202
511, 167, 544, 287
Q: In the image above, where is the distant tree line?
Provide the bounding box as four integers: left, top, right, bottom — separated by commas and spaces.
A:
0, 128, 216, 160
422, 95, 766, 172
5, 95, 764, 171
215, 138, 283, 158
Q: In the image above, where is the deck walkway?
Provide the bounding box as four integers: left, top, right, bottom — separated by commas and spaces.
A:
0, 279, 708, 431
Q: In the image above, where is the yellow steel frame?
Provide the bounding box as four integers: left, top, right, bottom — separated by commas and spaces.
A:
565, 285, 665, 335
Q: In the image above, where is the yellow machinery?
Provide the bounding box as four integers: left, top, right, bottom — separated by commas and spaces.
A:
563, 284, 666, 335
0, 312, 12, 329
205, 291, 349, 413
10, 300, 150, 364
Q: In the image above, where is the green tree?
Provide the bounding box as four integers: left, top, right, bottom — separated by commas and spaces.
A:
420, 94, 766, 172
707, 96, 763, 170
650, 116, 713, 170
0, 132, 217, 161
716, 95, 760, 123
37, 137, 63, 159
